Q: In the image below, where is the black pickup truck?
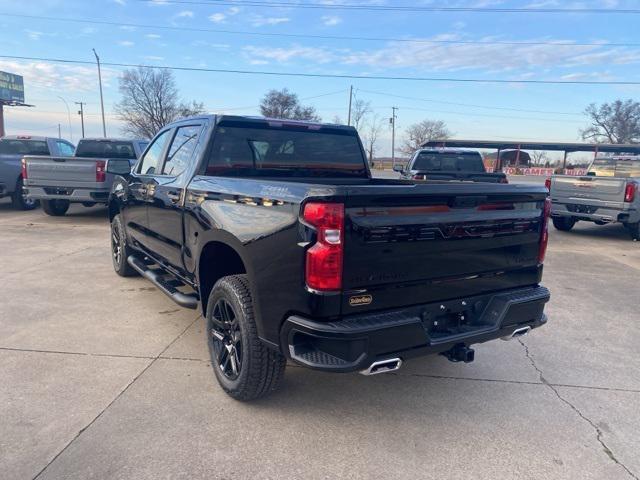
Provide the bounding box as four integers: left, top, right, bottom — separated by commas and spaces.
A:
107, 115, 550, 401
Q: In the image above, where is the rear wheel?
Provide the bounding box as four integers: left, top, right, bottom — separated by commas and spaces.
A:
206, 275, 286, 401
42, 199, 70, 216
11, 178, 38, 211
110, 214, 137, 277
552, 217, 576, 231
628, 222, 640, 241
82, 202, 96, 208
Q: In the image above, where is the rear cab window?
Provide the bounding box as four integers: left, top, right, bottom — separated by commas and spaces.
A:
75, 140, 137, 159
205, 120, 368, 178
412, 151, 485, 172
0, 139, 50, 156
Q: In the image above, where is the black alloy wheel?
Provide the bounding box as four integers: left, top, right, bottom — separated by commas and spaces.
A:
210, 298, 243, 380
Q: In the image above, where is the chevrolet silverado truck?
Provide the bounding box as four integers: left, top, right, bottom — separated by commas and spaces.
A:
394, 148, 508, 183
107, 115, 551, 401
23, 137, 147, 216
0, 135, 75, 210
549, 156, 640, 240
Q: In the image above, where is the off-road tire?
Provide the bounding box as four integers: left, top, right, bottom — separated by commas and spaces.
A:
42, 199, 70, 216
552, 216, 576, 231
206, 275, 286, 401
110, 214, 137, 277
628, 222, 640, 241
11, 177, 38, 210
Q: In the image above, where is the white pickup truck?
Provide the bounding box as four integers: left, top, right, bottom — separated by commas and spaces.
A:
24, 138, 147, 216
549, 156, 640, 240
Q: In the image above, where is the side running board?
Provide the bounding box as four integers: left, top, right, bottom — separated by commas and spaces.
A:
127, 255, 199, 310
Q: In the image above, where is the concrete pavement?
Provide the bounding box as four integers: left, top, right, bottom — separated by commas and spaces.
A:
1, 198, 639, 480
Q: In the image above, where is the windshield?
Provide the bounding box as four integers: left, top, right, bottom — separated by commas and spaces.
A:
589, 158, 640, 177
0, 139, 50, 155
75, 140, 137, 159
205, 124, 367, 178
412, 151, 485, 172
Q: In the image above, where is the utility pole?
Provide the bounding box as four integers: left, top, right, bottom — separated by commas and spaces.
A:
390, 107, 398, 169
93, 48, 107, 138
75, 102, 85, 138
57, 96, 72, 141
347, 85, 353, 126
58, 124, 61, 139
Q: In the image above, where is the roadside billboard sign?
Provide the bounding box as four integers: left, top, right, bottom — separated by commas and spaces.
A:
0, 71, 25, 104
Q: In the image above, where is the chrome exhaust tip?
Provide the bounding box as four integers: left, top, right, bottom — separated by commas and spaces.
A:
501, 326, 532, 341
360, 358, 402, 376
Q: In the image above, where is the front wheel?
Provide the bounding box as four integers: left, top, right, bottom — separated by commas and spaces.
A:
42, 199, 70, 216
111, 214, 138, 277
11, 178, 38, 210
206, 275, 286, 401
552, 216, 576, 231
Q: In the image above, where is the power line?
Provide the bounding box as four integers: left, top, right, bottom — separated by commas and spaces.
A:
357, 89, 583, 116
2, 54, 640, 86
137, 0, 640, 14
3, 13, 637, 47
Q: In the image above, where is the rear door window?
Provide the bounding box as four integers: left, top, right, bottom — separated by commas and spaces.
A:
413, 152, 485, 172
55, 140, 75, 157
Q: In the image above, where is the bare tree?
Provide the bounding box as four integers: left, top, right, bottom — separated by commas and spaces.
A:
580, 99, 640, 144
362, 114, 384, 164
400, 119, 451, 156
115, 67, 204, 139
351, 97, 371, 131
531, 151, 548, 165
259, 88, 320, 121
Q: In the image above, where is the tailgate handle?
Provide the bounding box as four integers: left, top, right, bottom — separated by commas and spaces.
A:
453, 196, 487, 208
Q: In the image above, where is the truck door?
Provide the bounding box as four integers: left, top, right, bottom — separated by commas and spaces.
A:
145, 123, 205, 273
125, 128, 173, 252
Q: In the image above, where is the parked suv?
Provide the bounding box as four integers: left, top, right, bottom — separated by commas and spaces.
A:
108, 115, 550, 401
0, 135, 74, 210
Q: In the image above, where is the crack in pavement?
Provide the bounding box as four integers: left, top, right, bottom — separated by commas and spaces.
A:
30, 314, 202, 480
518, 338, 639, 480
4, 245, 94, 277
0, 346, 207, 363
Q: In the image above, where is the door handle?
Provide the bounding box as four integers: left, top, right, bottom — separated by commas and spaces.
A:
166, 190, 181, 203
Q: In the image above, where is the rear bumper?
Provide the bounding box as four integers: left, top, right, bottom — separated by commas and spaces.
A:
551, 201, 639, 224
281, 285, 549, 372
25, 186, 110, 203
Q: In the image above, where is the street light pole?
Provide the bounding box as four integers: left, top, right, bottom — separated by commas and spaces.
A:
391, 106, 398, 169
347, 85, 353, 126
92, 48, 107, 138
75, 102, 85, 138
57, 96, 72, 141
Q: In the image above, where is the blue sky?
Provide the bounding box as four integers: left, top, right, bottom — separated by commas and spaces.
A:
1, 0, 639, 155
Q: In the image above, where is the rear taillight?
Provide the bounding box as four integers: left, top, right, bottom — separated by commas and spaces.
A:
96, 160, 106, 182
499, 176, 509, 184
303, 202, 344, 291
624, 181, 637, 203
538, 198, 552, 264
412, 174, 425, 180
21, 158, 28, 179
545, 177, 552, 191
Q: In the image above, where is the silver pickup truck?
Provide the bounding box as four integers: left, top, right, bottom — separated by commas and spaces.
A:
549, 156, 640, 240
24, 138, 147, 216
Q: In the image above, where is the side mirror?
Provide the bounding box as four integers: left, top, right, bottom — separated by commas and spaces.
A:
393, 164, 404, 173
107, 158, 133, 175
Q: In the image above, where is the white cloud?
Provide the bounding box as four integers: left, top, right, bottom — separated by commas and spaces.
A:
144, 55, 165, 61
321, 15, 342, 26
250, 16, 291, 27
113, 0, 126, 4
228, 6, 241, 15
118, 40, 135, 47
209, 13, 226, 23
145, 33, 162, 39
119, 25, 136, 31
25, 30, 43, 40
176, 10, 194, 17
81, 26, 97, 35
244, 45, 334, 64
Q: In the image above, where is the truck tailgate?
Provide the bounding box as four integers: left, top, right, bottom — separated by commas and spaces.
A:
341, 183, 547, 312
25, 156, 100, 184
551, 175, 627, 206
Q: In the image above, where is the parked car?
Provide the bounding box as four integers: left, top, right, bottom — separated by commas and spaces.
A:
107, 115, 551, 401
0, 135, 75, 210
549, 155, 640, 240
395, 148, 508, 183
23, 137, 148, 216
